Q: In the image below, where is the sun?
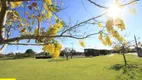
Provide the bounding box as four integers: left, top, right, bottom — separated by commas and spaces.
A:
107, 4, 123, 19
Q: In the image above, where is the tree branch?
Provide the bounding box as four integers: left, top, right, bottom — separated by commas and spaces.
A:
0, 44, 8, 53
7, 0, 31, 2
88, 0, 140, 9
7, 42, 48, 46
60, 12, 106, 35
0, 25, 105, 45
0, 0, 139, 47
0, 30, 102, 45
121, 0, 140, 6
88, 0, 108, 9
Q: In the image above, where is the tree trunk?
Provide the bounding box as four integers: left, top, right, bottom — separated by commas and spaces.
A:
122, 52, 127, 66
70, 53, 73, 59
122, 46, 127, 66
0, 0, 9, 53
64, 53, 69, 60
0, 0, 7, 39
66, 54, 68, 60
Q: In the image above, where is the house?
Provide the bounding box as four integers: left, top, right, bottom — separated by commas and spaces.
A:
35, 52, 52, 59
84, 49, 112, 57
99, 49, 112, 55
84, 49, 99, 57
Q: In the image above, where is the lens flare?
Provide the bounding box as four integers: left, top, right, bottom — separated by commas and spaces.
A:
107, 4, 123, 19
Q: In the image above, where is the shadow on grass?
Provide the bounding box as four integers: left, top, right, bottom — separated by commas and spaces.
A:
109, 63, 141, 80
109, 63, 138, 71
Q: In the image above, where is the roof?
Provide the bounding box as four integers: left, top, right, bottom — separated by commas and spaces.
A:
84, 48, 112, 50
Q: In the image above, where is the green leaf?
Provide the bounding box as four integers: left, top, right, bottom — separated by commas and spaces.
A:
21, 4, 24, 7
14, 11, 19, 17
56, 19, 60, 23
32, 20, 35, 25
28, 26, 32, 31
60, 21, 65, 27
53, 7, 59, 12
7, 22, 12, 25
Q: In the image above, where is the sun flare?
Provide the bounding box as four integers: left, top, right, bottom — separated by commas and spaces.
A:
107, 4, 123, 19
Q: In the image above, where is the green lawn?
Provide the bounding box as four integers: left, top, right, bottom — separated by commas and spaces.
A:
0, 54, 142, 80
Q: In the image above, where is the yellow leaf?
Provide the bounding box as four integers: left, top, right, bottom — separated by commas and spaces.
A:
116, 19, 125, 31
34, 28, 39, 36
116, 0, 122, 7
11, 2, 22, 9
79, 40, 85, 47
98, 22, 102, 27
118, 36, 125, 42
112, 30, 117, 38
129, 8, 136, 14
13, 17, 17, 22
25, 23, 29, 27
20, 28, 26, 33
106, 19, 114, 32
130, 0, 136, 5
39, 16, 43, 22
44, 0, 52, 5
42, 42, 62, 58
47, 11, 52, 19
102, 40, 107, 46
105, 35, 112, 46
54, 22, 63, 29
47, 0, 52, 5
98, 33, 103, 41
43, 3, 47, 9
112, 30, 120, 39
18, 17, 22, 22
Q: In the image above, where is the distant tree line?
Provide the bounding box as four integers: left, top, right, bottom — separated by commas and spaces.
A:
36, 48, 76, 60
0, 49, 36, 60
0, 48, 77, 60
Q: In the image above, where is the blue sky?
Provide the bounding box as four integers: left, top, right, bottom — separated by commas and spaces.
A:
3, 0, 142, 54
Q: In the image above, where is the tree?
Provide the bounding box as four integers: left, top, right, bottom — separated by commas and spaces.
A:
61, 48, 76, 60
61, 48, 70, 60
113, 42, 127, 66
0, 53, 4, 58
70, 48, 76, 59
0, 0, 139, 58
6, 52, 15, 57
38, 52, 51, 57
25, 49, 35, 57
112, 39, 135, 66
15, 52, 25, 59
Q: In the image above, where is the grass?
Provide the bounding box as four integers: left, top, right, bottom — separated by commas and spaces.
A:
0, 54, 142, 80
